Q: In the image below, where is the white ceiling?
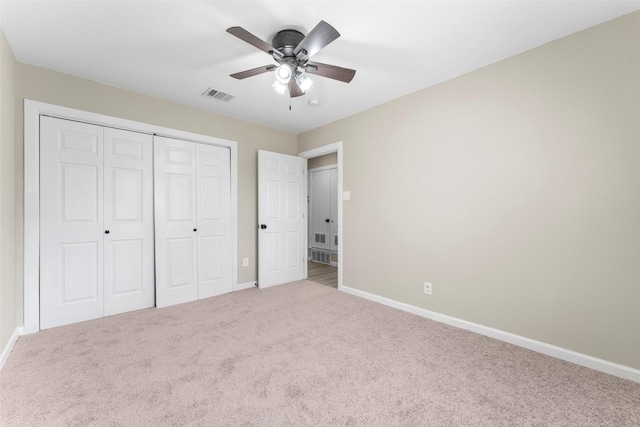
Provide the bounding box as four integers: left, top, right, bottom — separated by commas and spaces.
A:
2, 1, 639, 134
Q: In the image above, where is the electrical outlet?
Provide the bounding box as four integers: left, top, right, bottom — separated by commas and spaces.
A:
243, 258, 249, 267
424, 282, 432, 295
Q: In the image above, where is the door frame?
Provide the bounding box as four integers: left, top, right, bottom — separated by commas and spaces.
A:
298, 142, 343, 290
23, 100, 238, 333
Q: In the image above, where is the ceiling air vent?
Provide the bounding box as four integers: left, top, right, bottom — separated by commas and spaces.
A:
202, 87, 235, 102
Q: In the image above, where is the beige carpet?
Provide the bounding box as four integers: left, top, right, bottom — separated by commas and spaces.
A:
1, 280, 639, 426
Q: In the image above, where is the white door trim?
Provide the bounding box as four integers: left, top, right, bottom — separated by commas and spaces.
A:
24, 99, 238, 334
298, 142, 343, 290
308, 164, 337, 173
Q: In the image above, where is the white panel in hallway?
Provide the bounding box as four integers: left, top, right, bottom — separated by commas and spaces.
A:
309, 167, 338, 259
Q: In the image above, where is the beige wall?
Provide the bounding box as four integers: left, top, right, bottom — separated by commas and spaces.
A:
299, 12, 640, 370
0, 27, 17, 354
13, 63, 297, 325
308, 152, 337, 170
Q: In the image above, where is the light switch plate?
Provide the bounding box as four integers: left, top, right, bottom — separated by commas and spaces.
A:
343, 191, 351, 201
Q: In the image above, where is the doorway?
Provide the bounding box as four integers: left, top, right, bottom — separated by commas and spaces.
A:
298, 142, 343, 290
308, 161, 338, 288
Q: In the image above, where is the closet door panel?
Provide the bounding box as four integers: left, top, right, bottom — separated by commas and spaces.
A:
196, 144, 232, 299
59, 242, 100, 301
40, 117, 104, 329
111, 239, 143, 293
154, 137, 198, 307
103, 128, 154, 316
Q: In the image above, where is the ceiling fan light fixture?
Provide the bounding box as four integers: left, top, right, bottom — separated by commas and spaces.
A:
275, 64, 293, 83
296, 73, 313, 92
227, 21, 356, 99
272, 80, 288, 95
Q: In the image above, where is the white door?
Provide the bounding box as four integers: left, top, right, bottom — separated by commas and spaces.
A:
329, 168, 338, 252
40, 118, 154, 328
154, 137, 232, 307
310, 169, 332, 250
103, 128, 155, 316
258, 150, 307, 288
40, 117, 105, 329
154, 137, 198, 308
196, 143, 232, 298
309, 167, 338, 254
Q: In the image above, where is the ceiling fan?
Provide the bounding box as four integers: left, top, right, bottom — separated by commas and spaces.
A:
226, 20, 356, 98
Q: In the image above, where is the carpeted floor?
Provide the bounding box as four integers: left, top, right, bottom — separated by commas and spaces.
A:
1, 280, 639, 426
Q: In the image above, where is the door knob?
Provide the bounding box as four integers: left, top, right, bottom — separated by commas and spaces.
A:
260, 224, 267, 229
325, 219, 330, 223
104, 230, 110, 234
193, 228, 197, 232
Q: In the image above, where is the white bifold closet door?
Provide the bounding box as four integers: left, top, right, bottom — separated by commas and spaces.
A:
40, 117, 154, 329
154, 136, 232, 308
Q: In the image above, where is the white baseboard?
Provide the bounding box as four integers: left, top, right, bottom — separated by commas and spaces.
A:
341, 285, 640, 383
233, 281, 257, 292
0, 327, 23, 372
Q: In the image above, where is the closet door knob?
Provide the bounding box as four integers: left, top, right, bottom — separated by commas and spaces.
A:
104, 230, 110, 234
193, 228, 197, 232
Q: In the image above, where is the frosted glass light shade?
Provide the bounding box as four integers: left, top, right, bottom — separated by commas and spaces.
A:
272, 80, 288, 95
296, 74, 313, 92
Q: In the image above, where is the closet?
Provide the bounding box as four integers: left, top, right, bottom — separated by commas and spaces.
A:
39, 117, 233, 328
153, 136, 232, 308
309, 167, 338, 264
40, 117, 155, 329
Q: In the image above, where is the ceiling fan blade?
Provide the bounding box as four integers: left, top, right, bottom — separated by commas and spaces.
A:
294, 20, 340, 60
230, 65, 276, 80
227, 26, 279, 57
305, 61, 356, 83
289, 79, 304, 98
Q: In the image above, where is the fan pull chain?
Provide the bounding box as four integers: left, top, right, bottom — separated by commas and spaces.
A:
289, 97, 292, 111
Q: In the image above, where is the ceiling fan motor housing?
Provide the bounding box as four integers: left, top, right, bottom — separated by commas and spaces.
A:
272, 29, 305, 57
